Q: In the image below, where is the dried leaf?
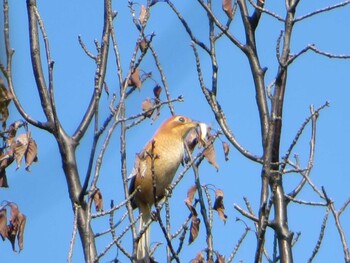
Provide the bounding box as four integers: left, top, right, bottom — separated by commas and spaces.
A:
133, 151, 147, 179
185, 185, 197, 216
127, 68, 142, 89
139, 38, 149, 53
16, 213, 26, 251
0, 148, 14, 187
0, 170, 8, 188
25, 138, 38, 171
142, 98, 154, 118
213, 189, 227, 222
222, 0, 233, 19
8, 203, 26, 252
186, 129, 198, 153
153, 85, 162, 99
0, 78, 13, 130
215, 251, 225, 263
186, 185, 197, 204
189, 216, 200, 245
0, 208, 7, 240
7, 121, 23, 147
7, 225, 16, 252
14, 133, 29, 169
222, 142, 230, 161
198, 123, 208, 146
103, 81, 109, 96
203, 142, 219, 171
190, 251, 205, 263
139, 5, 149, 26
93, 188, 104, 212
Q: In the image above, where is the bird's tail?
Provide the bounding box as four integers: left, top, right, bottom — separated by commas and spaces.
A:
137, 210, 151, 263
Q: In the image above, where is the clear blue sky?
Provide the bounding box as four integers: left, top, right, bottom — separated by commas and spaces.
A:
1, 0, 350, 262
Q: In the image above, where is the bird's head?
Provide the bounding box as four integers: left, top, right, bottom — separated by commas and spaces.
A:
157, 115, 198, 139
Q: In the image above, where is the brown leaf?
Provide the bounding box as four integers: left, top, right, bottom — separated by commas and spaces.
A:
7, 121, 23, 147
185, 185, 197, 216
222, 142, 230, 161
93, 188, 104, 212
139, 38, 149, 53
203, 142, 219, 171
16, 213, 26, 251
222, 0, 233, 19
14, 133, 29, 169
153, 85, 162, 99
0, 170, 8, 188
8, 203, 26, 252
0, 78, 13, 130
103, 81, 109, 96
190, 251, 205, 263
189, 216, 200, 245
142, 98, 154, 118
215, 251, 225, 263
197, 123, 208, 146
25, 138, 38, 171
213, 189, 227, 222
186, 129, 198, 153
139, 5, 149, 26
0, 148, 14, 187
0, 208, 7, 240
127, 68, 142, 88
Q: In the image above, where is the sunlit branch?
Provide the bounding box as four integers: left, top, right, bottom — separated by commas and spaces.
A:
294, 0, 350, 22
247, 0, 285, 22
307, 207, 329, 263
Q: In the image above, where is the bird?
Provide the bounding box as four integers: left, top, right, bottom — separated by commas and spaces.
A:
128, 115, 198, 262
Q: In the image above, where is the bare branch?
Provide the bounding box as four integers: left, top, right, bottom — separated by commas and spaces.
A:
307, 207, 329, 263
294, 0, 350, 23
78, 35, 97, 60
72, 0, 111, 142
68, 204, 79, 263
247, 0, 285, 22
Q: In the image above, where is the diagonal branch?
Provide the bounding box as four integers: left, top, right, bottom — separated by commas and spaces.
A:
72, 0, 111, 143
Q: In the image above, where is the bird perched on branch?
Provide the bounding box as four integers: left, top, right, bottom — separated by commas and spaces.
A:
128, 115, 198, 262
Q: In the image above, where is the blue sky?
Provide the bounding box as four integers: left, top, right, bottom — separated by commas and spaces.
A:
1, 0, 350, 262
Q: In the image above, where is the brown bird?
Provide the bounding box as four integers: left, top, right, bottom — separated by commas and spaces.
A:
128, 115, 197, 262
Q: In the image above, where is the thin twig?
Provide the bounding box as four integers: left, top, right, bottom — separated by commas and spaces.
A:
68, 204, 79, 263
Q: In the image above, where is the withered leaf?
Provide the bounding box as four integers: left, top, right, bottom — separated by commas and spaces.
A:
222, 142, 230, 161
190, 251, 205, 263
185, 185, 197, 216
25, 138, 38, 171
93, 188, 104, 212
0, 148, 14, 187
215, 251, 225, 263
14, 133, 29, 169
140, 38, 149, 53
0, 78, 13, 130
139, 5, 149, 26
186, 129, 198, 153
197, 123, 208, 147
7, 121, 23, 147
142, 98, 154, 118
0, 169, 9, 188
213, 189, 227, 223
127, 68, 142, 89
16, 213, 26, 251
222, 0, 233, 19
189, 216, 200, 245
203, 142, 219, 171
103, 81, 109, 96
153, 85, 162, 99
8, 203, 26, 252
0, 208, 7, 240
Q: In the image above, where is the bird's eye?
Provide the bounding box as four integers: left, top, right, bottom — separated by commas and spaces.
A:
178, 117, 185, 123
